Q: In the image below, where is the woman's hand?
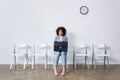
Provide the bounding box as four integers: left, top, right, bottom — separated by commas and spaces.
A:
59, 40, 63, 42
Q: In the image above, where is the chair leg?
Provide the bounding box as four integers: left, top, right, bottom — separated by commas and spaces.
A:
87, 56, 90, 69
93, 57, 96, 69
66, 56, 68, 69
14, 55, 16, 69
75, 62, 76, 70
104, 56, 106, 69
45, 54, 47, 69
66, 64, 69, 69
94, 61, 96, 69
92, 52, 94, 68
73, 52, 75, 68
32, 55, 35, 69
23, 57, 27, 70
27, 55, 29, 64
74, 57, 77, 70
10, 59, 13, 70
107, 56, 110, 69
85, 56, 87, 69
74, 55, 76, 70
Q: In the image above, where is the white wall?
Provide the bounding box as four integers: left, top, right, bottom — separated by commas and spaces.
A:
0, 0, 120, 64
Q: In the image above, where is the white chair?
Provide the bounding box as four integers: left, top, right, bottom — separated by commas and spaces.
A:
10, 43, 32, 70
73, 44, 90, 69
93, 44, 110, 69
32, 43, 49, 69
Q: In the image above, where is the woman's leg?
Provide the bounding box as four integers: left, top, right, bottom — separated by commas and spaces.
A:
54, 51, 60, 76
61, 52, 67, 75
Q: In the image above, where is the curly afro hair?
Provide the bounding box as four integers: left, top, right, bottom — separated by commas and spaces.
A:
56, 27, 67, 36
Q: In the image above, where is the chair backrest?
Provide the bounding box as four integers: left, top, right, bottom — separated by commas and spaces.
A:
15, 43, 32, 54
74, 44, 87, 54
34, 43, 48, 54
94, 44, 106, 54
105, 45, 111, 54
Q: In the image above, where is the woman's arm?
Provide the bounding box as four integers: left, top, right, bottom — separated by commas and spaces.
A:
54, 36, 58, 41
63, 36, 68, 42
54, 36, 68, 42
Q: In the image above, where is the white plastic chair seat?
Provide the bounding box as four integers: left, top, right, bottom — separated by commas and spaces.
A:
75, 53, 90, 56
32, 54, 46, 56
19, 47, 31, 49
95, 54, 109, 56
38, 46, 51, 49
11, 54, 25, 56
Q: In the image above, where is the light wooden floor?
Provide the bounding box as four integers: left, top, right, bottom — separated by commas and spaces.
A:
0, 65, 120, 80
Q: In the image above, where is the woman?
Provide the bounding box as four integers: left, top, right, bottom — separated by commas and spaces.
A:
53, 27, 68, 76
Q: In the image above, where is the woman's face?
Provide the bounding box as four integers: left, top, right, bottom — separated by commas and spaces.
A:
58, 29, 63, 36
